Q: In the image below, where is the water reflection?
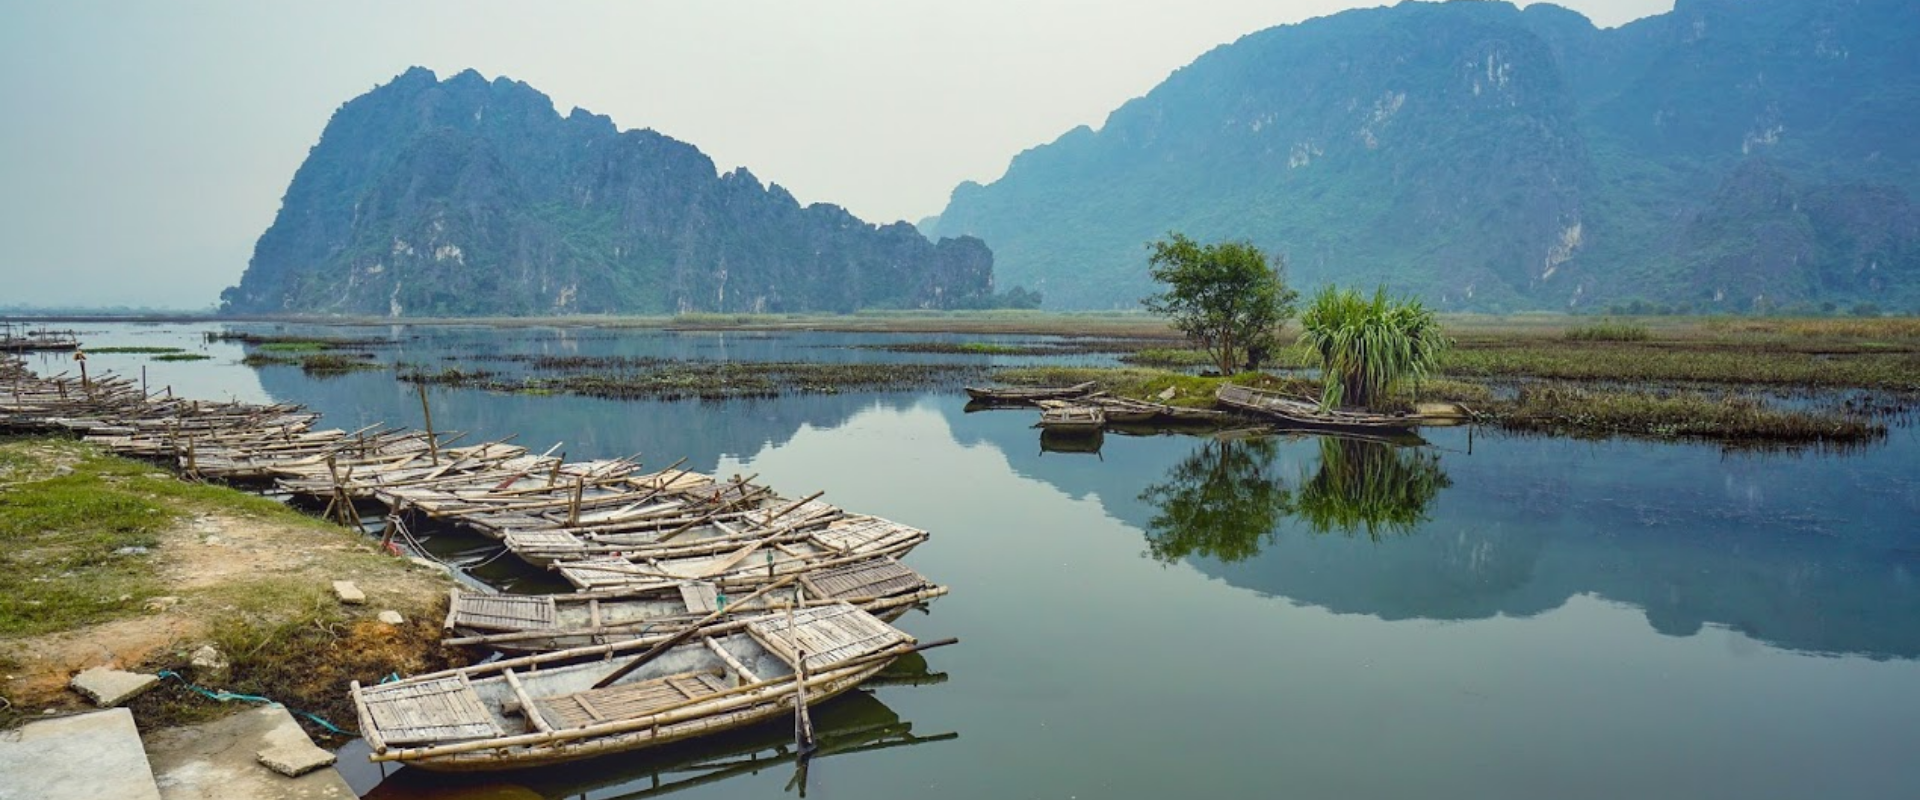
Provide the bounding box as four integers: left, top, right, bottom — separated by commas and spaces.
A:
1138, 438, 1291, 562
1140, 435, 1450, 562
1290, 436, 1451, 540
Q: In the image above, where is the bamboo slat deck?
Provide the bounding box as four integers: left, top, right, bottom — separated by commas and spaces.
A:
535, 672, 731, 730
748, 604, 912, 672
360, 675, 504, 745
447, 594, 559, 632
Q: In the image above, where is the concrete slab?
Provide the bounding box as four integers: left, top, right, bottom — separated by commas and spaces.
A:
69, 667, 160, 707
0, 708, 163, 800
144, 706, 354, 800
331, 580, 365, 605
255, 713, 336, 777
375, 610, 405, 625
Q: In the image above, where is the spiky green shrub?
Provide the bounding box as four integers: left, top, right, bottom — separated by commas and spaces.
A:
1297, 285, 1449, 409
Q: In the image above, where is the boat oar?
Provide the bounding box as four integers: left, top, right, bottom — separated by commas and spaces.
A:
589, 575, 800, 690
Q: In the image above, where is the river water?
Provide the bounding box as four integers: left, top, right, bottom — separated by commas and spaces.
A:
29, 322, 1920, 799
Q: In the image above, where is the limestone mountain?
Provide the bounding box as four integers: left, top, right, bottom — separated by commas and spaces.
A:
222, 68, 998, 316
925, 0, 1920, 313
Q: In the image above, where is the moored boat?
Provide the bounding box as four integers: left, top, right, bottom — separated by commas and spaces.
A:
1036, 403, 1105, 432
1215, 384, 1417, 433
962, 381, 1096, 404
352, 604, 942, 771
443, 556, 948, 652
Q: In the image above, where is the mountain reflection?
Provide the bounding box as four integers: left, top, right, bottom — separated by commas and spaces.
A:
1140, 435, 1450, 563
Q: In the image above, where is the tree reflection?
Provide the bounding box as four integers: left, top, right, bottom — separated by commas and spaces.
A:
1139, 438, 1292, 562
1139, 434, 1451, 563
1292, 437, 1451, 540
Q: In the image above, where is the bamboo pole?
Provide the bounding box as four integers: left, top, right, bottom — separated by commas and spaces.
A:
416, 381, 437, 466
589, 576, 800, 690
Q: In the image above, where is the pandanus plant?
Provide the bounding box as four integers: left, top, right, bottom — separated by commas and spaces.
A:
1297, 285, 1449, 410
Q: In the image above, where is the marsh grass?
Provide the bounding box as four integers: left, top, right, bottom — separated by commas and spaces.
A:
1118, 348, 1217, 368
1564, 320, 1650, 342
1440, 343, 1920, 389
1490, 383, 1885, 444
151, 353, 212, 362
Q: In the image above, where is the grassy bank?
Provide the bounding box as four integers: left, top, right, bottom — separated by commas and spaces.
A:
0, 437, 459, 734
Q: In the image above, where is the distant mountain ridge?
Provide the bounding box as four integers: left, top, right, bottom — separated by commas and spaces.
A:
222, 68, 999, 316
926, 0, 1920, 312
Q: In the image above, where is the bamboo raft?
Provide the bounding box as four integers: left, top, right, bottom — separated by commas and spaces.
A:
353, 603, 939, 771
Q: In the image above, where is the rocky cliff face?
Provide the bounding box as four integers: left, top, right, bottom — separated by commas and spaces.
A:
927, 0, 1920, 312
222, 68, 997, 316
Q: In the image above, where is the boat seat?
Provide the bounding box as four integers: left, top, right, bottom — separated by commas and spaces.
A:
360, 675, 504, 745
534, 671, 731, 730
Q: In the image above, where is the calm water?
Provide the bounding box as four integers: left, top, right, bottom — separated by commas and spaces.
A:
37, 323, 1920, 799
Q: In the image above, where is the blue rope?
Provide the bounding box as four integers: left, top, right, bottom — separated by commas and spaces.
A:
155, 670, 353, 736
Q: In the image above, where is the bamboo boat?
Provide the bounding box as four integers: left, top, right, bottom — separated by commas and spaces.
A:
551, 515, 929, 591
1036, 403, 1105, 432
1215, 384, 1416, 433
962, 381, 1096, 404
352, 603, 936, 771
442, 556, 947, 652
1087, 395, 1230, 424
499, 497, 843, 567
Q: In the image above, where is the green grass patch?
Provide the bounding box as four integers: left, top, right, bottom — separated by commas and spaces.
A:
152, 353, 212, 362
84, 346, 186, 355
298, 353, 381, 376
0, 441, 174, 636
1118, 348, 1216, 368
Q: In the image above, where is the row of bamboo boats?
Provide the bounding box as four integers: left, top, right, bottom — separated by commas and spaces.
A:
2, 354, 955, 773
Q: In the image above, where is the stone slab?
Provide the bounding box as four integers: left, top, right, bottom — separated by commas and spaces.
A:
254, 711, 336, 777
331, 580, 365, 605
69, 667, 160, 707
144, 705, 354, 800
375, 610, 405, 625
0, 708, 163, 800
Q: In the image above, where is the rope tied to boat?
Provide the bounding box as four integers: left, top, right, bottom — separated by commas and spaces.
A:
153, 669, 353, 736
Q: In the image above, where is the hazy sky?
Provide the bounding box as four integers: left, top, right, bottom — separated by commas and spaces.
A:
0, 0, 1672, 309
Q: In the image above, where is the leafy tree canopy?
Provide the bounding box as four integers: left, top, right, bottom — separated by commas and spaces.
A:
1141, 232, 1298, 376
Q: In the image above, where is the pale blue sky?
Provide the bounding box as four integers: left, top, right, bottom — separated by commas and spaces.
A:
0, 0, 1672, 309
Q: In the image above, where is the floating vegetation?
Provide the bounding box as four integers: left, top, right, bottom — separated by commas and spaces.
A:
241, 351, 382, 376
84, 346, 186, 354
151, 353, 212, 362
398, 359, 984, 400
206, 331, 394, 350
1487, 383, 1885, 445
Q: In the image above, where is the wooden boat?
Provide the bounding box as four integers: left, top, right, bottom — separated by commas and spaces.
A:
1088, 395, 1230, 424
551, 515, 929, 591
1215, 384, 1416, 433
1036, 403, 1105, 432
962, 381, 1096, 404
499, 498, 844, 568
352, 603, 937, 771
442, 556, 947, 652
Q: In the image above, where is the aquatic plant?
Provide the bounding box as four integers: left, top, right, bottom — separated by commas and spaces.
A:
1297, 286, 1449, 410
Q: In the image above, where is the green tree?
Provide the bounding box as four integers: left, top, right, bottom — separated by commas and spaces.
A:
1297, 285, 1449, 410
1141, 233, 1298, 376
